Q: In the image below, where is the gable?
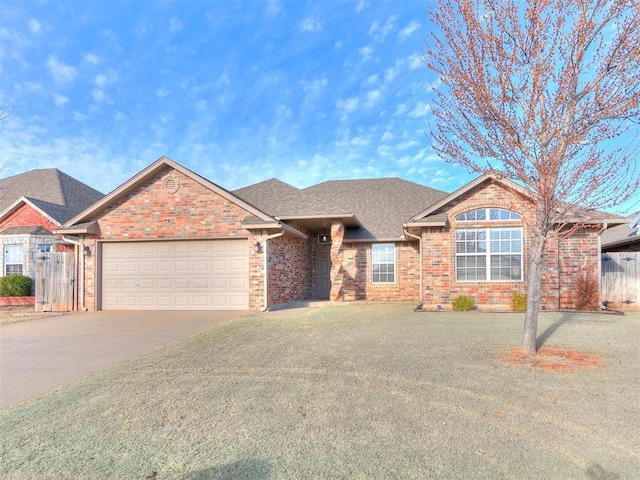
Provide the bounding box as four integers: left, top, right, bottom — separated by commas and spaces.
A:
86, 166, 266, 240
0, 202, 58, 233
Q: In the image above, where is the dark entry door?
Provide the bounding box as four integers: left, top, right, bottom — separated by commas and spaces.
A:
317, 248, 331, 299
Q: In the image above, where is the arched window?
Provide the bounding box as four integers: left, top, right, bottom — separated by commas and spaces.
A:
455, 208, 521, 222
454, 209, 523, 282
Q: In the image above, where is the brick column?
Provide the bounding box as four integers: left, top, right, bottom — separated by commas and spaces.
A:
330, 220, 344, 301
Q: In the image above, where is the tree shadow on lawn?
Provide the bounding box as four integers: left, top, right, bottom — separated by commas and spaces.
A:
185, 458, 271, 480
535, 311, 620, 350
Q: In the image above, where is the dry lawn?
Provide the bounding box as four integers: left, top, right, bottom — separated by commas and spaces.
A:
0, 305, 53, 325
0, 305, 638, 479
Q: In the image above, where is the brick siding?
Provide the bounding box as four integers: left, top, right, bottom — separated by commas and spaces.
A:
78, 167, 265, 310
420, 179, 601, 310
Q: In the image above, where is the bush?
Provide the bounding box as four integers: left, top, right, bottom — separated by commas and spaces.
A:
575, 269, 599, 311
452, 295, 474, 311
0, 275, 33, 296
510, 292, 527, 312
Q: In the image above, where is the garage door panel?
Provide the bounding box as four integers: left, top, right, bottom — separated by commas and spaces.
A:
102, 240, 248, 310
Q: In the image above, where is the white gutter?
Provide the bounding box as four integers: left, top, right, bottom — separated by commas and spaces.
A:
403, 228, 424, 302
61, 235, 88, 311
261, 230, 286, 312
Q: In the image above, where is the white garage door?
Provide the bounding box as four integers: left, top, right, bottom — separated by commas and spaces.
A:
101, 240, 249, 310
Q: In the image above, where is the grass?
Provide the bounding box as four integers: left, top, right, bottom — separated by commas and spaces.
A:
0, 305, 638, 479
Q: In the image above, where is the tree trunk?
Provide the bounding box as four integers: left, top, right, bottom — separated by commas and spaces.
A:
523, 211, 548, 354
523, 245, 544, 354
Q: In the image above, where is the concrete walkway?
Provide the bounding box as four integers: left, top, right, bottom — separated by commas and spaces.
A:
0, 310, 245, 410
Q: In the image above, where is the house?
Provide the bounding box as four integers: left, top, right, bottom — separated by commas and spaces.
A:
56, 156, 615, 311
0, 169, 104, 283
601, 213, 640, 252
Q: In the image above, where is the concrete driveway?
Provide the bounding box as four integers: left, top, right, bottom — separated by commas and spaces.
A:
0, 310, 246, 410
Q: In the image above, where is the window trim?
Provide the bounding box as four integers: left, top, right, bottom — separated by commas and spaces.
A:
4, 244, 24, 276
455, 227, 523, 282
371, 243, 396, 284
455, 208, 521, 222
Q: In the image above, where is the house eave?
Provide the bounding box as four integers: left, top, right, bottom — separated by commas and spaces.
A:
242, 221, 308, 239
55, 221, 100, 235
275, 213, 363, 229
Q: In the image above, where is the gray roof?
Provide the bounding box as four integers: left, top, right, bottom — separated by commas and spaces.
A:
601, 214, 640, 250
234, 177, 448, 240
0, 169, 104, 225
0, 226, 53, 236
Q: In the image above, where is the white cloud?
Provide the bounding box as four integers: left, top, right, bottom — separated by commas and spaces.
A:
301, 77, 328, 94
368, 16, 397, 43
156, 87, 170, 98
359, 45, 373, 62
95, 74, 108, 87
46, 57, 78, 85
363, 74, 379, 87
408, 54, 423, 70
299, 18, 322, 32
365, 90, 381, 108
265, 1, 282, 19
337, 97, 359, 114
195, 100, 208, 112
53, 94, 69, 107
399, 21, 420, 39
384, 59, 405, 84
170, 17, 183, 33
92, 89, 107, 102
83, 53, 102, 65
356, 0, 367, 12
394, 104, 408, 116
28, 19, 41, 35
409, 101, 431, 117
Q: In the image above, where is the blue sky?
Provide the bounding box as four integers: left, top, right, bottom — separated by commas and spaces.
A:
1, 1, 476, 195
0, 1, 637, 215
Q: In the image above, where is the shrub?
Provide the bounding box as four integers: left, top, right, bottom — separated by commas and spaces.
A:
452, 295, 474, 311
0, 275, 33, 296
510, 292, 527, 312
575, 269, 599, 311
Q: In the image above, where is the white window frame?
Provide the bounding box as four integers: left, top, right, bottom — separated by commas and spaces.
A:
372, 243, 396, 284
455, 208, 521, 222
455, 227, 523, 282
4, 244, 24, 276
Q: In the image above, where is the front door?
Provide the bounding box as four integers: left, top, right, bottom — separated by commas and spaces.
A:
317, 247, 331, 299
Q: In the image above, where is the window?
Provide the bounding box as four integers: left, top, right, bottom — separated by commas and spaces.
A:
38, 244, 52, 254
4, 244, 24, 276
372, 243, 395, 283
455, 208, 521, 222
455, 228, 522, 281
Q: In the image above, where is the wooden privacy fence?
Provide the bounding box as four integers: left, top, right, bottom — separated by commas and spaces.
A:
35, 251, 75, 312
601, 252, 640, 310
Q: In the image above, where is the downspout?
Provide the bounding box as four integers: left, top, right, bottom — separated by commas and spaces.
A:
404, 228, 423, 302
61, 236, 87, 311
261, 230, 285, 312
597, 223, 608, 310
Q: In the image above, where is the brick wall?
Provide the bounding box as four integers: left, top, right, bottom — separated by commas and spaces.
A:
79, 167, 264, 310
419, 179, 601, 310
338, 242, 421, 302
266, 235, 312, 306
0, 203, 57, 233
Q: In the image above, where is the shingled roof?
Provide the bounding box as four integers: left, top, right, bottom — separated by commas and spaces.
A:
0, 169, 104, 225
234, 177, 448, 240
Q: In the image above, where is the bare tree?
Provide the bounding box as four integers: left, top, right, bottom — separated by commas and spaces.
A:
424, 0, 640, 354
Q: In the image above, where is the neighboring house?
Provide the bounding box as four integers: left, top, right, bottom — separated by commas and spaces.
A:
0, 169, 104, 283
56, 157, 616, 311
601, 213, 640, 252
